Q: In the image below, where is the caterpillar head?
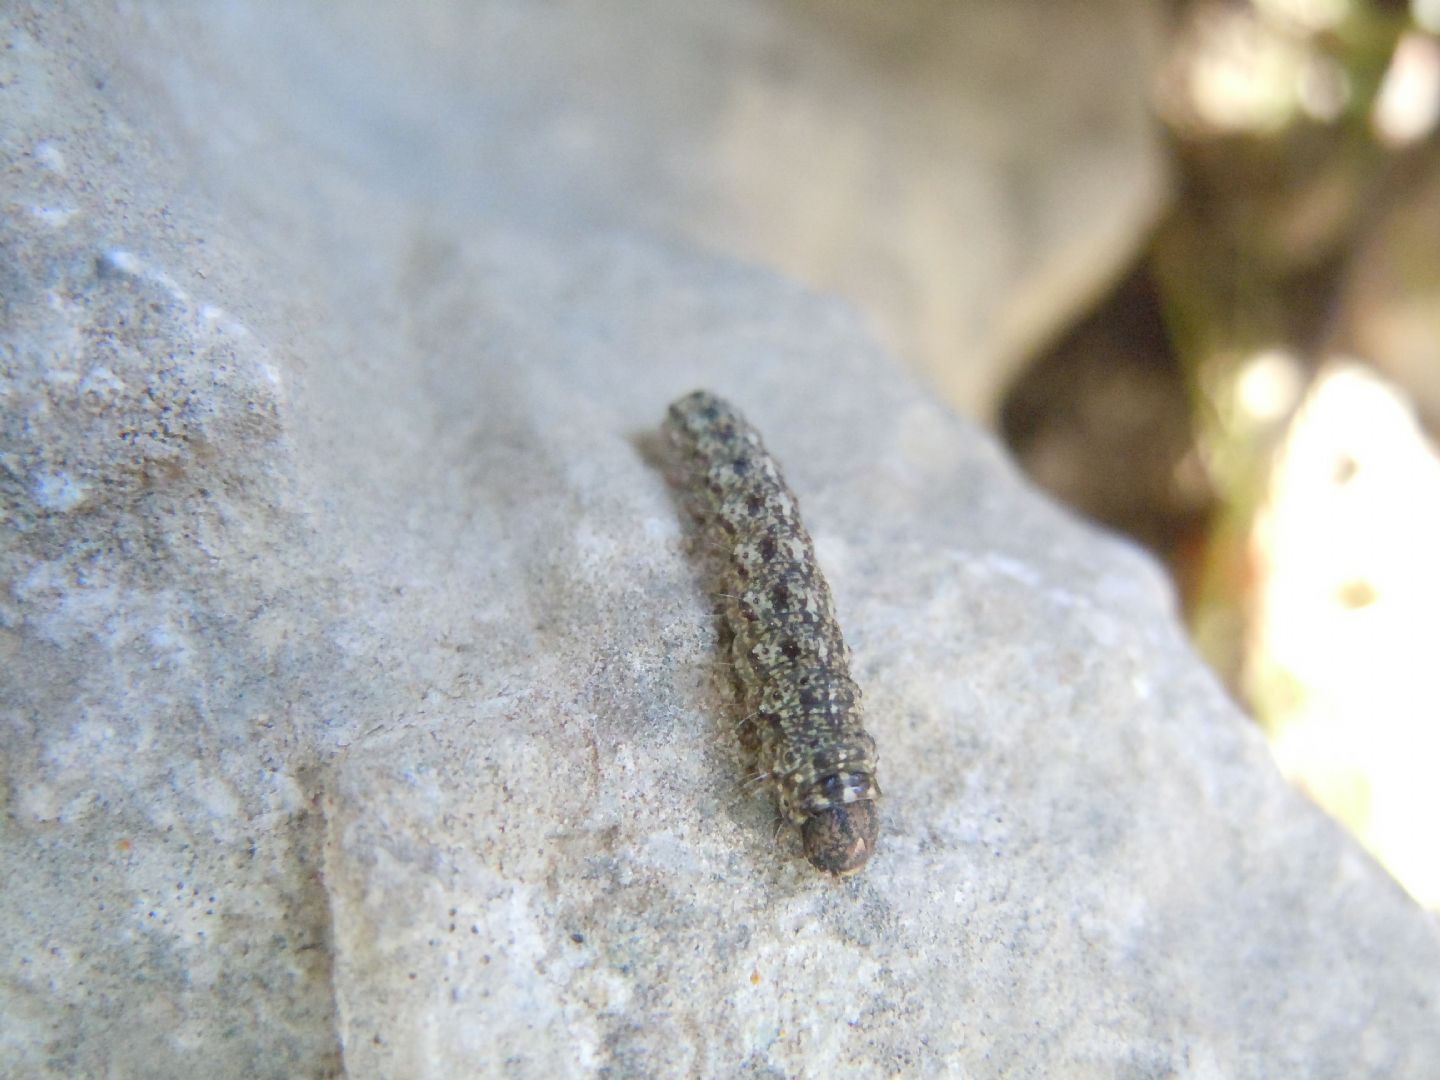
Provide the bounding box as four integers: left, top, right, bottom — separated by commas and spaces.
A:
802, 800, 879, 876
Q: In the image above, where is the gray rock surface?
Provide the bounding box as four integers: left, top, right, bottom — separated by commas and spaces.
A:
127, 0, 1167, 419
2, 3, 1437, 1079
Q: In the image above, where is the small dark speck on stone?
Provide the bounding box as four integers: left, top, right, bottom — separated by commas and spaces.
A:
571, 932, 585, 944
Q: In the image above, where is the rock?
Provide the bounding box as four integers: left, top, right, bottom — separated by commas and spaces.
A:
130, 0, 1168, 419
2, 4, 1436, 1079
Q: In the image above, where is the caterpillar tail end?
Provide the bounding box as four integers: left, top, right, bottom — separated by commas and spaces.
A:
802, 801, 879, 876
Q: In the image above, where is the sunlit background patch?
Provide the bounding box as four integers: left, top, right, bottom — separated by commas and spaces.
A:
1006, 0, 1440, 910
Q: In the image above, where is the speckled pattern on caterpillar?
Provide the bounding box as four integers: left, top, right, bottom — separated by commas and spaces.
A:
664, 390, 880, 875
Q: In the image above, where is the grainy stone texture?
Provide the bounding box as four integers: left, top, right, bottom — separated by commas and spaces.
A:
2, 4, 1438, 1079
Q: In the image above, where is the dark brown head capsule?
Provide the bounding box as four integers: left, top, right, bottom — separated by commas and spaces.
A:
801, 800, 879, 876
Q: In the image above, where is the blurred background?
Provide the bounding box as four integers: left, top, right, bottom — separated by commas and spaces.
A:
1001, 0, 1440, 911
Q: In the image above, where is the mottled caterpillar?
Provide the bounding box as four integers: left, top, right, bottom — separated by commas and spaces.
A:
664, 390, 880, 875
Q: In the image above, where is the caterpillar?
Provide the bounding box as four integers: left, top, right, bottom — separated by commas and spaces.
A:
664, 390, 880, 875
